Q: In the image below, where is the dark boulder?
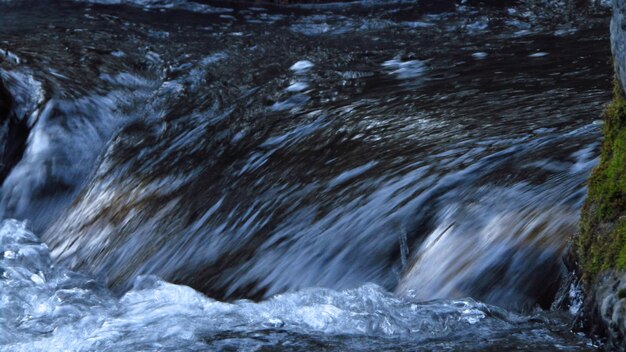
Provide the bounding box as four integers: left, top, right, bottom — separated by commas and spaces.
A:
0, 78, 11, 122
0, 77, 27, 185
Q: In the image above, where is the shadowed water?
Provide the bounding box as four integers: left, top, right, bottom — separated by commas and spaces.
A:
0, 0, 613, 349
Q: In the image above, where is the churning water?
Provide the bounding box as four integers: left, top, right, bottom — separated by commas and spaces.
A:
0, 0, 613, 350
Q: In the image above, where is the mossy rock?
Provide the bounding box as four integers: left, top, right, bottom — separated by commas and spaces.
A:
578, 80, 626, 285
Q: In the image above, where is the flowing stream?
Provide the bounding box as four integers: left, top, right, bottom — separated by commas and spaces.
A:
0, 0, 613, 350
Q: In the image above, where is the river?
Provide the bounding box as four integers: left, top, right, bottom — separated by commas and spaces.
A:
0, 0, 612, 350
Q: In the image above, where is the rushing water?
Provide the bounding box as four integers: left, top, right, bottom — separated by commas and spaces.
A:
0, 0, 614, 350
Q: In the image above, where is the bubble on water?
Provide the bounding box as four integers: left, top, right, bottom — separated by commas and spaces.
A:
290, 60, 314, 72
286, 82, 309, 92
472, 52, 488, 59
461, 308, 486, 324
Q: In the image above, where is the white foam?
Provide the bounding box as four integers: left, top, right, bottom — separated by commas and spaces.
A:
0, 219, 594, 350
382, 59, 427, 79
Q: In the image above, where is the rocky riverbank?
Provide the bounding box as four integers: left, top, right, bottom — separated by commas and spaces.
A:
576, 0, 626, 350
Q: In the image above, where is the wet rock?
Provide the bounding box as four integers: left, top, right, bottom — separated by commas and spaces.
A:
614, 0, 626, 93
576, 0, 626, 348
587, 272, 626, 351
576, 84, 626, 350
0, 78, 27, 185
0, 78, 10, 119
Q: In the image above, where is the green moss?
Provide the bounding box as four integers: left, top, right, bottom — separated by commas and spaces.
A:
577, 79, 626, 285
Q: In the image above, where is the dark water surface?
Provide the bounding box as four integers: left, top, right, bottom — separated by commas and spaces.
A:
0, 0, 613, 350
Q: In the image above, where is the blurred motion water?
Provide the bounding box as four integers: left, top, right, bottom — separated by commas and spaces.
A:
0, 0, 613, 350
0, 220, 598, 350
